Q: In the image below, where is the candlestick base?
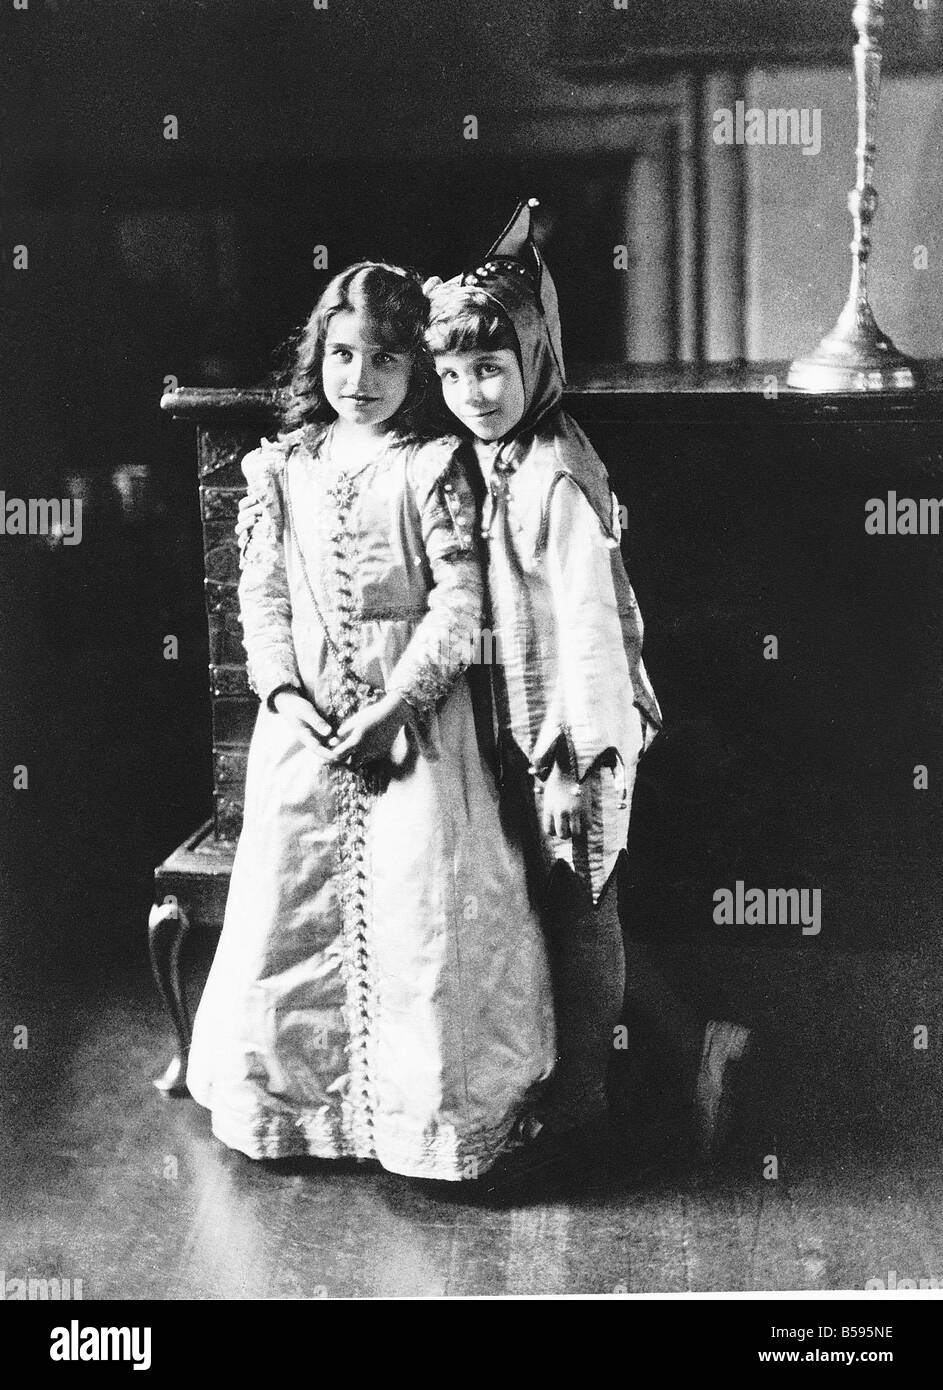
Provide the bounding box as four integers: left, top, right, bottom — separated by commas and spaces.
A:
788, 301, 923, 392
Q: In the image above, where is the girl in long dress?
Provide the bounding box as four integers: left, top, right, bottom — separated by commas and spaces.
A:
186, 262, 556, 1180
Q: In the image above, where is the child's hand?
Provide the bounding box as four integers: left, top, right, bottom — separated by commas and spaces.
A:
272, 689, 335, 759
329, 694, 409, 769
540, 765, 583, 840
236, 492, 265, 544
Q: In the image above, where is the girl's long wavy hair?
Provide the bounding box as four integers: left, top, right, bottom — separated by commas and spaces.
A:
279, 261, 443, 438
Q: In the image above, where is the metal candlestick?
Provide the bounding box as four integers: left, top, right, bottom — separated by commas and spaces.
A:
788, 0, 922, 391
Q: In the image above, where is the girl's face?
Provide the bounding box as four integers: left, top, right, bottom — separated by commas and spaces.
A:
322, 309, 413, 432
434, 348, 526, 442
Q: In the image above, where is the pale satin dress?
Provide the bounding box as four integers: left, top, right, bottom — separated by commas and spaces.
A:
186, 424, 556, 1180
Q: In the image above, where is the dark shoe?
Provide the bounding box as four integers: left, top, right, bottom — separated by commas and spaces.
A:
477, 1111, 610, 1195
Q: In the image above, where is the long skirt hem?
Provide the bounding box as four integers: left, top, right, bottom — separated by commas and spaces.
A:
191, 1084, 522, 1180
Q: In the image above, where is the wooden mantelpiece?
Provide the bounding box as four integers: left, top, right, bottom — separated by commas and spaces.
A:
152, 364, 943, 1094
164, 360, 943, 416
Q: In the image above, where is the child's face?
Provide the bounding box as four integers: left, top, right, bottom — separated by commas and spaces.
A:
434, 349, 526, 442
323, 310, 412, 431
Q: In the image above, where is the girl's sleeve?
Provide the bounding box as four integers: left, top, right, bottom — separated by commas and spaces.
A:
386, 442, 484, 715
531, 475, 643, 781
238, 441, 303, 706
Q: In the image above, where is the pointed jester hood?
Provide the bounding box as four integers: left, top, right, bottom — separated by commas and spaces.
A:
428, 198, 563, 437
426, 198, 616, 537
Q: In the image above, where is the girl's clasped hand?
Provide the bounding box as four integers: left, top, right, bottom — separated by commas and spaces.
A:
270, 688, 334, 756
272, 686, 408, 771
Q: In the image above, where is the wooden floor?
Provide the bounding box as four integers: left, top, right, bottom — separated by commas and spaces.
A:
3, 932, 943, 1299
